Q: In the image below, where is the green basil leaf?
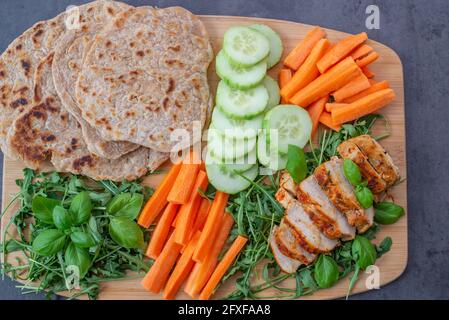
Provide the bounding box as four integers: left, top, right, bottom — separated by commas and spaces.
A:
314, 254, 339, 289
109, 217, 144, 249
343, 159, 362, 186
32, 229, 67, 256
352, 235, 376, 270
106, 193, 144, 220
374, 201, 405, 224
52, 206, 73, 230
64, 242, 91, 278
70, 231, 96, 248
286, 145, 307, 184
87, 216, 102, 242
355, 185, 373, 209
376, 236, 393, 258
31, 196, 60, 225
69, 191, 93, 225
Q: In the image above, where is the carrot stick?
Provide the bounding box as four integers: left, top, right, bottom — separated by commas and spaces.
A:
332, 73, 371, 102
319, 112, 342, 132
174, 170, 209, 245
171, 211, 181, 228
362, 66, 375, 79
184, 213, 234, 297
138, 163, 182, 228
199, 235, 248, 300
317, 32, 367, 73
146, 203, 179, 259
308, 96, 328, 139
350, 44, 373, 60
167, 153, 200, 204
163, 231, 201, 300
342, 80, 390, 103
192, 198, 212, 232
279, 68, 292, 103
280, 39, 330, 101
141, 234, 182, 293
331, 88, 396, 125
193, 192, 229, 262
325, 103, 349, 113
284, 26, 326, 70
290, 56, 361, 107
356, 51, 379, 68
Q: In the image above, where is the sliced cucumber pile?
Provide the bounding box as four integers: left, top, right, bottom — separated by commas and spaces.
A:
206, 163, 259, 195
262, 75, 281, 110
207, 128, 257, 161
249, 24, 283, 68
257, 130, 287, 171
211, 106, 262, 139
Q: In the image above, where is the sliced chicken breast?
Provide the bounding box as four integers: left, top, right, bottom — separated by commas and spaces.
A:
337, 140, 387, 194
351, 135, 400, 187
297, 175, 356, 240
280, 171, 297, 195
314, 157, 373, 232
284, 201, 339, 253
269, 226, 301, 274
275, 220, 317, 265
275, 187, 296, 209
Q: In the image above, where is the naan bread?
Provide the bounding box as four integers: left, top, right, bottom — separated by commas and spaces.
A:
76, 6, 213, 153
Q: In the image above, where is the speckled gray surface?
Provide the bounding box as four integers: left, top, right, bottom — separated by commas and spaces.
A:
1, 0, 448, 300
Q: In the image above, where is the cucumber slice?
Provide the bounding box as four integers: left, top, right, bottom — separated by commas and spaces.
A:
257, 131, 287, 170
206, 148, 256, 173
216, 81, 268, 119
223, 26, 270, 67
249, 24, 283, 68
263, 104, 312, 153
262, 75, 280, 110
210, 106, 262, 139
206, 163, 259, 194
207, 128, 257, 161
216, 50, 267, 90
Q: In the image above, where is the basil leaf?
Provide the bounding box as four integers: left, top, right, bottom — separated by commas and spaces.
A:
70, 231, 96, 248
106, 193, 144, 220
31, 196, 60, 225
286, 145, 307, 184
314, 254, 339, 289
352, 236, 376, 270
69, 191, 92, 225
32, 229, 67, 256
52, 206, 73, 230
355, 185, 373, 209
87, 216, 102, 242
376, 236, 393, 258
64, 242, 91, 278
109, 217, 144, 249
343, 159, 362, 186
374, 201, 405, 224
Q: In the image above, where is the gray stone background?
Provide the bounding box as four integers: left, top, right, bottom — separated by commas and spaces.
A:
0, 0, 448, 300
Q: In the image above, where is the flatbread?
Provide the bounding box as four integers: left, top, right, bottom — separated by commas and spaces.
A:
52, 0, 139, 159
76, 6, 213, 153
8, 53, 168, 181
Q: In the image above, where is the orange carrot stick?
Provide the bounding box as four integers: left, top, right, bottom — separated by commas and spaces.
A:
199, 235, 248, 300
174, 170, 209, 245
146, 203, 179, 259
171, 211, 181, 228
184, 213, 234, 297
331, 88, 396, 125
319, 112, 342, 132
342, 80, 390, 103
279, 68, 292, 103
356, 51, 379, 68
192, 198, 212, 232
325, 103, 349, 113
141, 234, 182, 293
281, 39, 330, 101
167, 153, 200, 204
350, 44, 373, 60
362, 66, 375, 79
138, 163, 182, 228
284, 26, 326, 70
332, 73, 371, 102
290, 56, 361, 107
308, 96, 328, 139
163, 231, 201, 300
193, 192, 229, 262
317, 32, 368, 73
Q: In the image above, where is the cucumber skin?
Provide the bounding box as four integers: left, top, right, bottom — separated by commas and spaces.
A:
217, 102, 266, 120
249, 24, 283, 69
206, 163, 259, 194
262, 76, 281, 110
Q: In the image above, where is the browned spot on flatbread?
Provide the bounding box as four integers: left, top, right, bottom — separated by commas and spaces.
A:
15, 44, 22, 51
162, 97, 169, 110
174, 100, 182, 108
106, 40, 112, 47
136, 50, 144, 57
73, 155, 94, 170
10, 98, 28, 109
168, 45, 181, 52
21, 59, 31, 76
41, 133, 56, 142
166, 78, 175, 94
32, 29, 44, 45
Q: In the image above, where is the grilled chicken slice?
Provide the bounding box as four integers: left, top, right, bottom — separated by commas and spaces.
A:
297, 175, 356, 240
284, 201, 339, 253
337, 140, 387, 193
269, 226, 301, 273
275, 220, 317, 265
314, 157, 373, 233
280, 170, 298, 195
350, 135, 400, 187
275, 187, 296, 209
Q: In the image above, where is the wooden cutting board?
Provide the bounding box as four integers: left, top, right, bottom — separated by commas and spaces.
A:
1, 15, 407, 300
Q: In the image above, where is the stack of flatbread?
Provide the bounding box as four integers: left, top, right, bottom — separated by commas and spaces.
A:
0, 0, 213, 181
